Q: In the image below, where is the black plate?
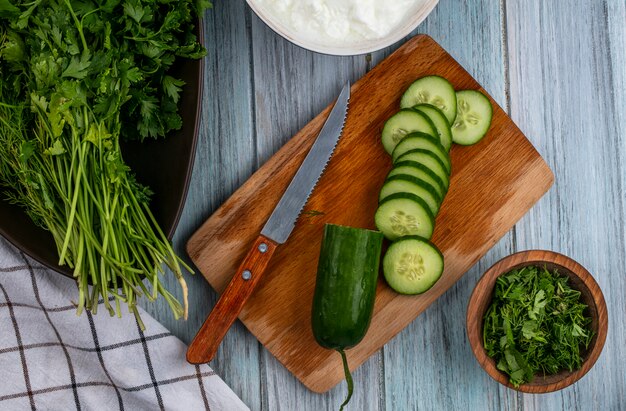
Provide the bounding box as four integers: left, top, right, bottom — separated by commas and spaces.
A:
0, 26, 204, 278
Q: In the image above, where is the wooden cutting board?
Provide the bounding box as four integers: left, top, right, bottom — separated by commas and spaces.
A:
187, 34, 554, 393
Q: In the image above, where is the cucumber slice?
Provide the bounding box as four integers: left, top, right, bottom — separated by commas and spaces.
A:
381, 109, 437, 155
388, 161, 447, 199
451, 90, 493, 145
395, 150, 450, 184
400, 76, 457, 123
375, 193, 434, 241
378, 175, 441, 216
383, 236, 444, 294
413, 104, 453, 152
391, 133, 451, 174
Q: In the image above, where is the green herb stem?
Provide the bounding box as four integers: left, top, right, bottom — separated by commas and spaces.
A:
338, 349, 354, 411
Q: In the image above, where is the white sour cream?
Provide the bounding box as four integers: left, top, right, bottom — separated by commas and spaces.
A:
254, 0, 428, 49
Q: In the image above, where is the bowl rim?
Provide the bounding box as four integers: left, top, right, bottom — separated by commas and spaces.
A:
466, 250, 608, 393
245, 0, 440, 56
164, 20, 205, 240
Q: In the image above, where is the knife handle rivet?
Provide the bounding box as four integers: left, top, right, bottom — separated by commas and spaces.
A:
258, 243, 268, 253
242, 270, 252, 281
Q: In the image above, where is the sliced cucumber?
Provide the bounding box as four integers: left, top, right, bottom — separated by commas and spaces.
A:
400, 76, 457, 123
383, 236, 444, 294
391, 133, 451, 174
395, 150, 450, 185
375, 193, 434, 241
379, 175, 441, 215
451, 90, 493, 145
381, 109, 437, 155
413, 104, 453, 152
388, 162, 447, 199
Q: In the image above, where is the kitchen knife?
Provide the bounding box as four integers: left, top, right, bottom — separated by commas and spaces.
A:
187, 83, 351, 364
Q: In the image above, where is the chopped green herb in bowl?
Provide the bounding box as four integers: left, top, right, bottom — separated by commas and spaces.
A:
482, 265, 594, 387
467, 251, 608, 393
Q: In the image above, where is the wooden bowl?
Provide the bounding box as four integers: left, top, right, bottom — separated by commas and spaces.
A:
466, 250, 608, 393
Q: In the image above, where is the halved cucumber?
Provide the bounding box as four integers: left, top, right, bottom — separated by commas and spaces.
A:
381, 109, 437, 155
374, 193, 435, 241
379, 175, 442, 215
413, 104, 453, 152
400, 76, 457, 123
383, 236, 444, 294
391, 133, 451, 174
451, 90, 493, 145
388, 162, 447, 199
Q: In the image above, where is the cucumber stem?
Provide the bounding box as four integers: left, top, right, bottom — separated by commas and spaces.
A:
338, 349, 353, 411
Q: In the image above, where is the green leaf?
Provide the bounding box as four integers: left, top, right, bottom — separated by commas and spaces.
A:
161, 111, 182, 133
0, 0, 19, 18
50, 25, 64, 50
521, 320, 537, 339
104, 151, 130, 183
0, 30, 25, 64
37, 173, 54, 210
30, 93, 48, 113
123, 0, 151, 24
44, 139, 66, 156
19, 141, 36, 164
137, 116, 161, 139
139, 94, 158, 119
67, 43, 80, 56
503, 315, 514, 344
504, 346, 533, 387
84, 123, 99, 145
16, 0, 42, 29
529, 289, 547, 320
175, 42, 207, 59
62, 52, 92, 79
572, 323, 587, 338
162, 75, 185, 103
139, 42, 163, 59
196, 0, 212, 13
101, 0, 121, 13
125, 67, 143, 83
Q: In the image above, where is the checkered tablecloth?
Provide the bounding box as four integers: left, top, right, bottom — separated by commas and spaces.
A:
0, 237, 248, 411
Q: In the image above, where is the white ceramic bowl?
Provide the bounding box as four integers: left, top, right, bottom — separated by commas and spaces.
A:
246, 0, 440, 56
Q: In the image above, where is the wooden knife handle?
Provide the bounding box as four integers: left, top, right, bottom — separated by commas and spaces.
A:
186, 235, 277, 364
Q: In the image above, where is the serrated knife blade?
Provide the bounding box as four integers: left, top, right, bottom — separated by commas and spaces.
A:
187, 83, 351, 364
261, 82, 350, 244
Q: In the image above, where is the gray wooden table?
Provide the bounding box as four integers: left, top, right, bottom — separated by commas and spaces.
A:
141, 1, 626, 409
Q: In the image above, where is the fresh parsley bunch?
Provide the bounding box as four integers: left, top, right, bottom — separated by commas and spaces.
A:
0, 0, 209, 327
483, 266, 594, 387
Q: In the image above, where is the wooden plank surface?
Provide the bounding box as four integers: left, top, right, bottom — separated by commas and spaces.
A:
186, 34, 553, 393
140, 0, 626, 409
506, 1, 626, 410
